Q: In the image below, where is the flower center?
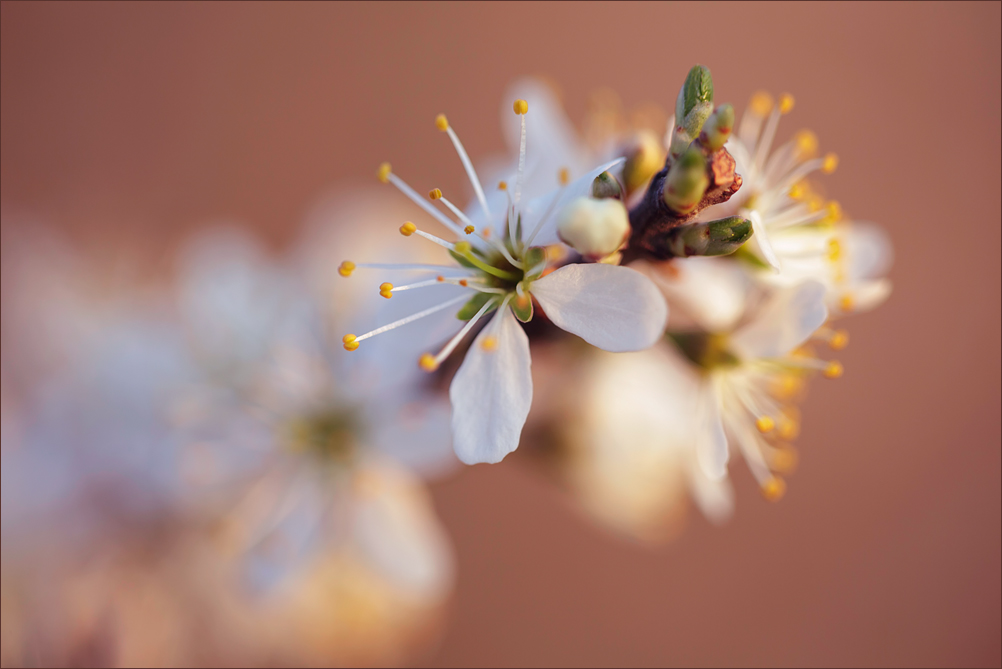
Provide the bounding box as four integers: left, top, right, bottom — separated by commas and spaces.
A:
285, 408, 361, 463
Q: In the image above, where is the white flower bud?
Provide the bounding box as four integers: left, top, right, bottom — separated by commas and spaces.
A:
556, 197, 630, 260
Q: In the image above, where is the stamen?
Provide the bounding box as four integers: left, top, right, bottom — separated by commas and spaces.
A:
464, 225, 475, 235
338, 261, 356, 277
815, 327, 850, 351
559, 167, 570, 185
383, 171, 465, 237
437, 114, 491, 219
422, 296, 498, 371
379, 282, 393, 299
794, 130, 819, 159
755, 415, 776, 434
753, 103, 783, 173
345, 262, 474, 275
342, 334, 359, 351
348, 293, 469, 345
779, 93, 795, 114
377, 163, 392, 184
823, 361, 844, 379
399, 222, 417, 236
512, 99, 528, 241
822, 153, 839, 174
770, 448, 798, 474
760, 476, 787, 502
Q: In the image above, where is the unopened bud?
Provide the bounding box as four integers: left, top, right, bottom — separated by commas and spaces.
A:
556, 197, 630, 260
700, 104, 734, 152
619, 130, 666, 196
662, 148, 709, 214
591, 171, 623, 200
670, 65, 714, 159
664, 216, 752, 257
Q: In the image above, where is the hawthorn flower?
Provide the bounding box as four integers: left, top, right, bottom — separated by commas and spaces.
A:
660, 265, 840, 498
697, 92, 893, 315
340, 100, 668, 464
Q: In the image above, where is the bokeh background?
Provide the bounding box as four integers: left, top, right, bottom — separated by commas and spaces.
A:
2, 2, 999, 666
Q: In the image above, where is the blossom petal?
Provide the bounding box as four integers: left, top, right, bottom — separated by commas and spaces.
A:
748, 210, 782, 272
450, 309, 532, 464
730, 281, 828, 360
531, 263, 668, 352
697, 375, 729, 481
846, 221, 894, 281
634, 257, 749, 332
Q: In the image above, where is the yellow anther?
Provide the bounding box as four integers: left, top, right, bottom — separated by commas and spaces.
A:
481, 336, 498, 352
342, 334, 357, 344
756, 415, 776, 434
807, 195, 824, 213
435, 114, 449, 131
464, 225, 475, 235
418, 353, 438, 372
839, 294, 854, 312
458, 279, 468, 287
823, 361, 844, 379
778, 416, 799, 441
377, 162, 392, 183
436, 275, 445, 282
453, 241, 471, 254
750, 91, 774, 116
545, 244, 566, 261
380, 291, 392, 299
559, 167, 570, 185
771, 449, 799, 475
338, 261, 356, 277
779, 93, 795, 114
827, 238, 842, 261
498, 181, 507, 191
342, 334, 359, 351
513, 99, 528, 115
829, 329, 849, 351
379, 282, 393, 296
399, 221, 417, 236
794, 130, 819, 158
428, 188, 442, 200
788, 183, 805, 200
825, 200, 843, 223
760, 476, 787, 502
822, 153, 839, 174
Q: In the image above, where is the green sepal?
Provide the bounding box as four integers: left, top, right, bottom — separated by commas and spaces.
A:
522, 247, 547, 280
456, 292, 498, 321
682, 65, 714, 119
511, 291, 533, 323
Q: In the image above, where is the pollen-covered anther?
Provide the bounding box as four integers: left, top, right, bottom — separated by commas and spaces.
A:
428, 188, 443, 200
481, 335, 498, 352
464, 225, 475, 235
498, 181, 507, 191
338, 261, 356, 277
750, 91, 774, 116
377, 162, 392, 183
760, 476, 787, 502
788, 183, 805, 200
458, 279, 468, 287
827, 238, 842, 261
794, 129, 819, 158
822, 153, 839, 174
823, 361, 844, 379
771, 449, 799, 475
418, 353, 439, 372
399, 221, 417, 236
839, 294, 855, 312
342, 334, 359, 351
379, 282, 393, 299
779, 93, 795, 114
436, 275, 445, 282
829, 330, 849, 351
778, 416, 799, 440
825, 201, 843, 223
435, 114, 449, 131
559, 167, 570, 185
756, 415, 776, 434
513, 99, 528, 115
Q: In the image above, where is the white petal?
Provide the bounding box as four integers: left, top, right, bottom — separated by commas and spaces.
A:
845, 221, 894, 281
730, 281, 828, 360
634, 257, 749, 332
747, 210, 782, 272
450, 309, 532, 464
531, 263, 668, 352
686, 459, 734, 525
837, 278, 892, 315
697, 375, 729, 481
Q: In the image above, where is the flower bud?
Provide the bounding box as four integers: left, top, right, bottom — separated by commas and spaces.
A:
664, 216, 752, 257
556, 197, 630, 260
591, 171, 623, 200
699, 104, 734, 152
670, 65, 714, 159
619, 130, 666, 196
662, 148, 709, 214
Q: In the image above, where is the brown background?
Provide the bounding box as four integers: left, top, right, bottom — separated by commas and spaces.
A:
2, 2, 1000, 666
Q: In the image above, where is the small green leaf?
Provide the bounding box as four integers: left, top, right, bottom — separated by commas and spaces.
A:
682, 65, 713, 118
456, 292, 497, 320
